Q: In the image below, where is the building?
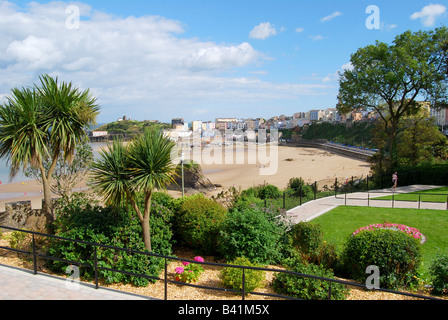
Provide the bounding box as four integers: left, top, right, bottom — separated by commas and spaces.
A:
215, 118, 238, 131
191, 120, 203, 132
172, 118, 185, 128
429, 105, 448, 127
309, 109, 324, 122
91, 131, 108, 137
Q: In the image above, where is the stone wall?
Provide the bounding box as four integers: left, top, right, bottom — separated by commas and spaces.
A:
0, 200, 46, 232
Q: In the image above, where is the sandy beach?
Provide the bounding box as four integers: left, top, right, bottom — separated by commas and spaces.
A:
0, 145, 371, 209
198, 145, 371, 190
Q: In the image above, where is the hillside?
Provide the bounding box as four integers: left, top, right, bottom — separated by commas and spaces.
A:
301, 121, 376, 149
96, 120, 171, 137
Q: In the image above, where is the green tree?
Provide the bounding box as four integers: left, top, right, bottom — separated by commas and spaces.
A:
0, 75, 99, 227
24, 136, 94, 198
397, 109, 447, 166
90, 128, 177, 252
338, 27, 448, 168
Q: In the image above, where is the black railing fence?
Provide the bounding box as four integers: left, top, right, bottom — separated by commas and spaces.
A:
0, 226, 442, 300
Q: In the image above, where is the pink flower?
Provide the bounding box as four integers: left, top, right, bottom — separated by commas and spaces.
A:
194, 256, 204, 263
175, 267, 184, 274
182, 261, 190, 266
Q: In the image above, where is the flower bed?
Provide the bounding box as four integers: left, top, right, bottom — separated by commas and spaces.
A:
175, 256, 205, 283
353, 222, 426, 244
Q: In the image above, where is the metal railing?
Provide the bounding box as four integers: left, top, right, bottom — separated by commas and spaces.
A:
336, 190, 448, 210
0, 225, 442, 301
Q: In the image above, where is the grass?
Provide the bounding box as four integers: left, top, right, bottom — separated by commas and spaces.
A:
312, 206, 448, 277
373, 186, 448, 203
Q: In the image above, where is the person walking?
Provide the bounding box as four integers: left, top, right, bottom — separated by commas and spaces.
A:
392, 172, 398, 190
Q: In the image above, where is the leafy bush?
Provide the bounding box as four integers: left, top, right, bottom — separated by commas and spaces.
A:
230, 194, 264, 212
289, 222, 339, 270
341, 228, 422, 289
47, 193, 174, 287
220, 257, 265, 295
257, 184, 282, 200
173, 194, 227, 255
429, 254, 448, 295
272, 257, 348, 300
151, 191, 175, 211
217, 207, 289, 264
291, 222, 323, 254
288, 177, 305, 190
287, 177, 308, 197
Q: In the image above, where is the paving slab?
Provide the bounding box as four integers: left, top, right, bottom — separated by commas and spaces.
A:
0, 264, 154, 300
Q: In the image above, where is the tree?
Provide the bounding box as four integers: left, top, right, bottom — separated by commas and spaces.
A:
90, 128, 177, 252
338, 27, 448, 168
396, 109, 447, 167
0, 75, 99, 228
24, 136, 94, 198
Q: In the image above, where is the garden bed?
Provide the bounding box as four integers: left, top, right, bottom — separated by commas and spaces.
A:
0, 236, 441, 300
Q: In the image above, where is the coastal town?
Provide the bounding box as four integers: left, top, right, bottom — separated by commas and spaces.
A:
91, 102, 448, 143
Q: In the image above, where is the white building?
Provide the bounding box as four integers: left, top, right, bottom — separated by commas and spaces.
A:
309, 109, 324, 122
191, 120, 202, 132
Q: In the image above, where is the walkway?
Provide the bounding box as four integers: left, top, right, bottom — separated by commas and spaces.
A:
286, 185, 446, 223
0, 264, 153, 300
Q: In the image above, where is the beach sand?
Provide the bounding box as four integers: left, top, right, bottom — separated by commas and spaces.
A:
0, 145, 371, 209
197, 145, 371, 190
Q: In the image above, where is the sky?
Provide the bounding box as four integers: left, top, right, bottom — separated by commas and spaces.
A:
0, 0, 447, 124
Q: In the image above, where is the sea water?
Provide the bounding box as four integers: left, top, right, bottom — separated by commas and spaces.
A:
0, 142, 109, 185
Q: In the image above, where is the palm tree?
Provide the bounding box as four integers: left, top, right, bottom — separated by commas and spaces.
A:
90, 128, 177, 252
0, 75, 99, 228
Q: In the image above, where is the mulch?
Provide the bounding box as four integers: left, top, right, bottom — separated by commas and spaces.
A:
0, 235, 443, 301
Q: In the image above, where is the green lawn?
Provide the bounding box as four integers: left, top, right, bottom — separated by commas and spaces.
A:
312, 206, 448, 277
373, 187, 448, 203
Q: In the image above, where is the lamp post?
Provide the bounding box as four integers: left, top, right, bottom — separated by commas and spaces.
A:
181, 152, 185, 197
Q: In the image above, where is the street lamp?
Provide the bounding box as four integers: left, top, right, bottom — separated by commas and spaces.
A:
181, 152, 185, 197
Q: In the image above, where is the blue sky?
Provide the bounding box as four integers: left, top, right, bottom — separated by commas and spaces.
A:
1, 1, 447, 124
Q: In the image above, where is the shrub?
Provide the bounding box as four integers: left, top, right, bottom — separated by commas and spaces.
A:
289, 222, 339, 270
7, 230, 47, 261
429, 254, 448, 295
291, 222, 323, 254
341, 228, 422, 289
230, 193, 264, 212
151, 192, 175, 211
272, 257, 348, 300
217, 207, 289, 264
47, 193, 174, 287
257, 184, 282, 200
220, 257, 265, 295
288, 177, 305, 190
173, 194, 227, 255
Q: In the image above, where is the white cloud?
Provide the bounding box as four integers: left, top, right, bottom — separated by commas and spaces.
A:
310, 35, 327, 41
322, 62, 353, 83
249, 22, 277, 40
295, 27, 304, 33
321, 11, 342, 22
182, 42, 260, 70
0, 1, 331, 122
411, 4, 446, 27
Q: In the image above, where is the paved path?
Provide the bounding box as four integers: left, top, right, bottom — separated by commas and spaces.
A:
286, 185, 446, 223
0, 264, 153, 300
